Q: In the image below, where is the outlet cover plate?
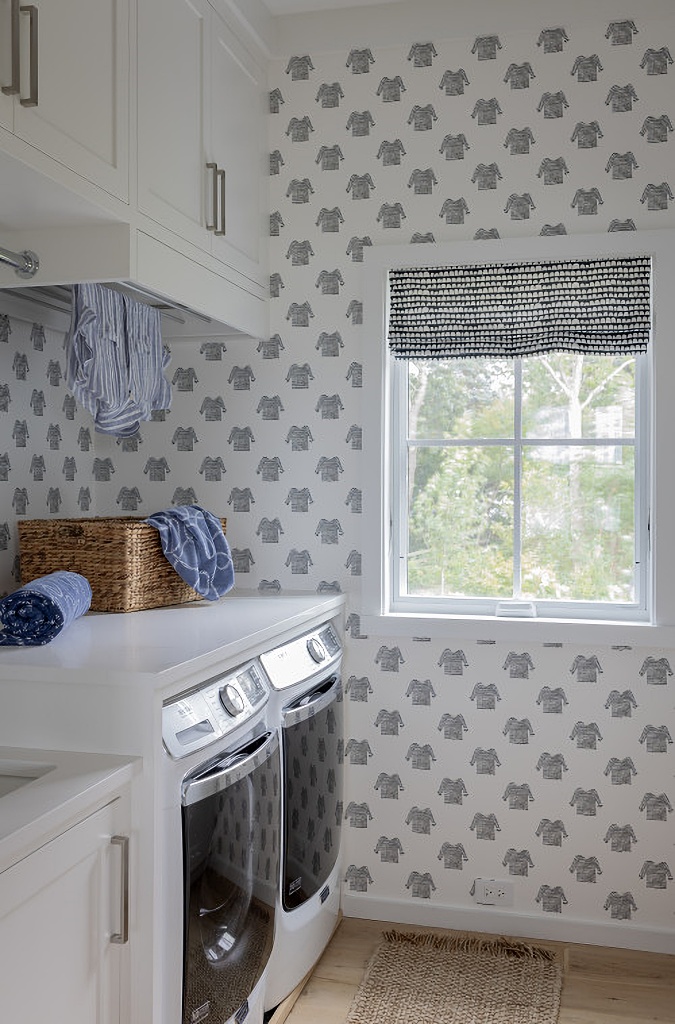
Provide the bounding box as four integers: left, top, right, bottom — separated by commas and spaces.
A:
473, 878, 514, 906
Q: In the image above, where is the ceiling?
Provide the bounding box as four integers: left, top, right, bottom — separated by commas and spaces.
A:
262, 0, 406, 13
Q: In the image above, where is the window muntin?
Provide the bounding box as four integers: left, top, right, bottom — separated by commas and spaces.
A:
393, 352, 646, 618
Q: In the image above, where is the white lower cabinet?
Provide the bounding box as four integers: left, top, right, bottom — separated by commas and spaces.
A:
0, 793, 131, 1024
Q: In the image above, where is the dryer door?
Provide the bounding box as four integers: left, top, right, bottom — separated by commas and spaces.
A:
281, 675, 344, 911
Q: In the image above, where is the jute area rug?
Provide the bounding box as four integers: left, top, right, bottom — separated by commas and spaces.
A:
345, 929, 563, 1024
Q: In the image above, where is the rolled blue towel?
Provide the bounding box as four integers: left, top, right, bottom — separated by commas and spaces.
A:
145, 506, 234, 601
0, 571, 92, 647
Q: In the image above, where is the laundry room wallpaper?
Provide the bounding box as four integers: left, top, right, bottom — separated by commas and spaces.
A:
263, 9, 675, 944
0, 2, 674, 948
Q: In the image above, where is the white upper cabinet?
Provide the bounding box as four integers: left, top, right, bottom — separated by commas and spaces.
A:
0, 0, 130, 201
0, 0, 268, 331
137, 0, 267, 291
209, 13, 266, 286
0, 0, 15, 132
137, 0, 210, 250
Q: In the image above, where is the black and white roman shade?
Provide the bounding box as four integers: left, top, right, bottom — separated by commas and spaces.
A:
387, 256, 652, 359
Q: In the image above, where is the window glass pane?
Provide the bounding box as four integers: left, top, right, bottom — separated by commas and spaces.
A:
520, 446, 635, 603
408, 358, 514, 440
407, 445, 514, 597
522, 354, 636, 439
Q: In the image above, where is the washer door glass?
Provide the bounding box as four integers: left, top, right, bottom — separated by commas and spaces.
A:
182, 731, 280, 1024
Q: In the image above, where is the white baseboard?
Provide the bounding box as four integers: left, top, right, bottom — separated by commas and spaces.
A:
341, 892, 675, 955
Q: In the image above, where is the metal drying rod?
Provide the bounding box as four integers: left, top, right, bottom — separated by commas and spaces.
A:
1, 281, 213, 326
0, 243, 40, 278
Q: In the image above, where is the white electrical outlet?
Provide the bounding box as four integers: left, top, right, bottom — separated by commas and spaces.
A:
473, 878, 514, 906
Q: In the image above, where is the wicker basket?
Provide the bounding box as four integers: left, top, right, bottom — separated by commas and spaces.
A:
18, 516, 228, 613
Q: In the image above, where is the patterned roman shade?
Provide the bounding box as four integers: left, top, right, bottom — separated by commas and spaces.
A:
387, 256, 652, 359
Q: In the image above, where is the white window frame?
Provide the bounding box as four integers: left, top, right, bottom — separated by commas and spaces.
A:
361, 230, 675, 644
390, 351, 649, 621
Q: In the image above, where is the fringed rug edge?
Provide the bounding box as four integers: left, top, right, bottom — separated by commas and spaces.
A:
380, 928, 563, 965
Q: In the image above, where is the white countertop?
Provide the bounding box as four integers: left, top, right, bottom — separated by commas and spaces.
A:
0, 746, 138, 873
0, 590, 344, 691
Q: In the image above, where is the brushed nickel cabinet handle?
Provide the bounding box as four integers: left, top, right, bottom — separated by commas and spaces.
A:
110, 834, 129, 945
206, 161, 218, 231
215, 167, 226, 235
1, 0, 20, 96
19, 3, 38, 107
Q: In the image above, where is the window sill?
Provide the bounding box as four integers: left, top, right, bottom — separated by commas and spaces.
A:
360, 611, 675, 647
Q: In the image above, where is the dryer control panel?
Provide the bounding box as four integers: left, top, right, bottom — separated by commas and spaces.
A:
260, 620, 342, 691
162, 659, 269, 759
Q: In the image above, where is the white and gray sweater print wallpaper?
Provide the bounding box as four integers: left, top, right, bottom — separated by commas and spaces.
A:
1, 4, 674, 950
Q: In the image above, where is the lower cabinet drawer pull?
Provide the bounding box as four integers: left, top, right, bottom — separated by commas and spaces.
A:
110, 834, 129, 945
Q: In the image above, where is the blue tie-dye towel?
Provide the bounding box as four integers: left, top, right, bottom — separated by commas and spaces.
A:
0, 571, 92, 646
145, 506, 234, 601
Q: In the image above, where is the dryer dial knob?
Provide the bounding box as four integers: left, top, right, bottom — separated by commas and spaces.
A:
307, 637, 326, 663
219, 684, 245, 717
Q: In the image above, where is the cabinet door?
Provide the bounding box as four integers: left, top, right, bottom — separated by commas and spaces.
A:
11, 0, 130, 201
0, 795, 130, 1024
137, 0, 211, 250
209, 13, 266, 286
0, 0, 16, 131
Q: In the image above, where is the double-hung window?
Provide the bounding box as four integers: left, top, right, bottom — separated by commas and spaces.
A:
376, 247, 655, 623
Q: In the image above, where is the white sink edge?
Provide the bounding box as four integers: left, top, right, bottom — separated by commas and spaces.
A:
0, 759, 57, 798
0, 746, 139, 872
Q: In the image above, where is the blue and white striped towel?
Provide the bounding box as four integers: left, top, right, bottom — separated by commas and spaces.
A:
65, 283, 172, 437
0, 571, 92, 647
145, 506, 234, 601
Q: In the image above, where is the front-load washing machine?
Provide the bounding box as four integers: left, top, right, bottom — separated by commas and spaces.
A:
259, 620, 343, 1013
161, 657, 280, 1024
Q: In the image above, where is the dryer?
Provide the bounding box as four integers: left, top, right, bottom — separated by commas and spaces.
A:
259, 620, 343, 1013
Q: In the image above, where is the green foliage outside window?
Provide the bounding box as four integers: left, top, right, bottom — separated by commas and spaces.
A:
406, 354, 637, 604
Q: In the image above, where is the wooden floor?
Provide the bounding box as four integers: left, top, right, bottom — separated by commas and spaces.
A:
271, 917, 675, 1024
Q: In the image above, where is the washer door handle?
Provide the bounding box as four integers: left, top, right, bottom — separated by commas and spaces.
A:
182, 730, 279, 806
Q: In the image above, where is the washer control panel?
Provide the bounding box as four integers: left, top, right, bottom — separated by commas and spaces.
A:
162, 659, 269, 759
260, 621, 342, 691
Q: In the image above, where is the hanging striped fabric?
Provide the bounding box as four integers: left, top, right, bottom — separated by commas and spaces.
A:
65, 283, 172, 436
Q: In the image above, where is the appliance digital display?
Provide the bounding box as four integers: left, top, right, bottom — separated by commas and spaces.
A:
239, 668, 265, 702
